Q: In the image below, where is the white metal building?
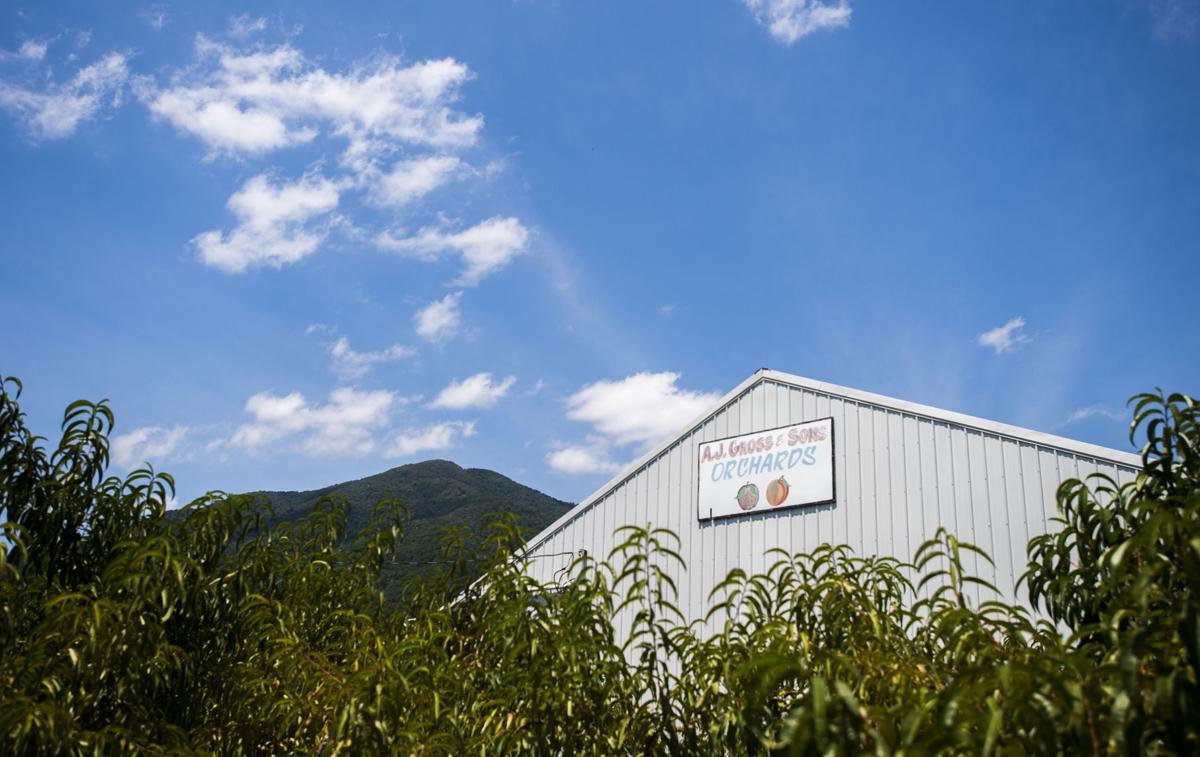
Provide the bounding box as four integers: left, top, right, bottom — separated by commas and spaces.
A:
523, 369, 1140, 637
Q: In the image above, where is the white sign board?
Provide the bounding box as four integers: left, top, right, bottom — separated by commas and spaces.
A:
697, 417, 834, 520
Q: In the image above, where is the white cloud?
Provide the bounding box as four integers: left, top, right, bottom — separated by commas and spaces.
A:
135, 38, 526, 284
978, 316, 1032, 355
546, 443, 621, 475
376, 216, 529, 285
228, 14, 268, 39
141, 5, 168, 29
1143, 0, 1199, 43
328, 336, 415, 380
18, 40, 49, 61
548, 372, 718, 475
413, 291, 463, 343
743, 0, 852, 44
230, 387, 398, 456
384, 420, 476, 458
138, 38, 482, 159
429, 373, 516, 410
1065, 405, 1121, 425
112, 425, 189, 469
192, 172, 342, 272
136, 44, 310, 154
565, 372, 719, 447
658, 304, 675, 318
371, 155, 462, 206
0, 52, 128, 139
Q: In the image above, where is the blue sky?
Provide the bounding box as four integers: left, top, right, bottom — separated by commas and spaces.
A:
2, 1, 1198, 507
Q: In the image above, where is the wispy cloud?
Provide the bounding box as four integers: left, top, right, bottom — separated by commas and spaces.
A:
1064, 405, 1121, 425
414, 291, 463, 343
327, 336, 415, 380
546, 442, 621, 475
191, 172, 342, 272
978, 316, 1032, 355
376, 216, 530, 286
229, 387, 400, 456
137, 37, 481, 159
17, 40, 49, 61
384, 420, 475, 458
306, 322, 337, 336
370, 155, 463, 206
228, 14, 268, 39
141, 5, 168, 30
112, 425, 190, 469
429, 373, 516, 409
1142, 0, 1199, 43
0, 52, 128, 139
742, 0, 852, 44
129, 382, 477, 463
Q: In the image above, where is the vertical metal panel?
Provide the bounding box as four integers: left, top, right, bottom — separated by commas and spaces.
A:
737, 392, 754, 575
981, 434, 1011, 598
814, 393, 834, 547
787, 390, 805, 555
891, 411, 911, 561
599, 490, 614, 569
860, 401, 880, 556
1038, 448, 1063, 528
830, 395, 849, 548
611, 482, 628, 647
550, 529, 565, 585
907, 417, 927, 560
964, 430, 990, 599
1116, 466, 1137, 487
679, 437, 695, 616
669, 445, 685, 602
665, 444, 681, 609
696, 417, 717, 635
1019, 443, 1043, 550
843, 401, 864, 550
878, 410, 894, 557
933, 422, 956, 538
917, 419, 938, 543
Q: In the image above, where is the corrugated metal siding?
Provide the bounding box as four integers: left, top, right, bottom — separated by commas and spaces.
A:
524, 378, 1140, 633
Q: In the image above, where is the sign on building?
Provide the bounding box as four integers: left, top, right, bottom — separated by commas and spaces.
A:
697, 417, 834, 520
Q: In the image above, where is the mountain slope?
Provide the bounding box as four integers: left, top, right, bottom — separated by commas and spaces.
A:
253, 459, 572, 591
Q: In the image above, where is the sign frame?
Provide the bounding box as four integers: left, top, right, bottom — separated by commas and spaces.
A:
695, 416, 837, 521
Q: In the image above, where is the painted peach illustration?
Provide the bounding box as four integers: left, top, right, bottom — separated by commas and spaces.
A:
766, 476, 790, 506
736, 483, 759, 511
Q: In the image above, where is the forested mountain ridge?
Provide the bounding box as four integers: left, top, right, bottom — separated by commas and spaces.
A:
251, 459, 572, 589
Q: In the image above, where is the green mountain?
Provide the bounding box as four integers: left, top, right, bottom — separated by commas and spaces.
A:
252, 459, 572, 592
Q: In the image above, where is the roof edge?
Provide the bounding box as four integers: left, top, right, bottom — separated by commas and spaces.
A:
524, 369, 1142, 555
761, 370, 1142, 468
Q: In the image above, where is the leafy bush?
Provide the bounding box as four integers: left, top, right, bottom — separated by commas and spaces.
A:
1, 376, 1196, 754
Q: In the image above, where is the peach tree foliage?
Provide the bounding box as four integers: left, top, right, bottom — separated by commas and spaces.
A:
0, 374, 1196, 754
